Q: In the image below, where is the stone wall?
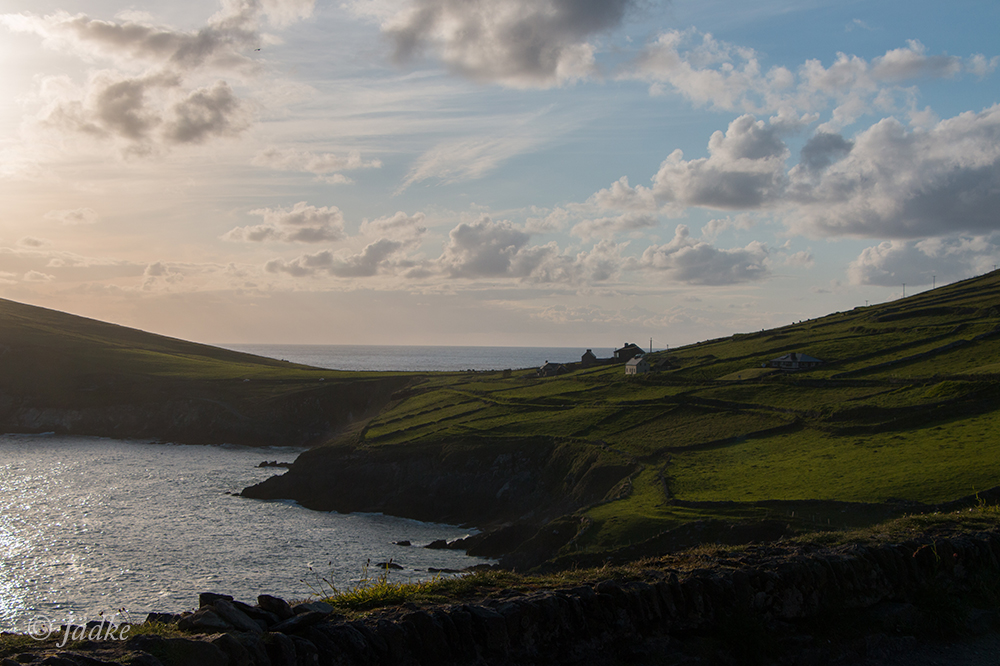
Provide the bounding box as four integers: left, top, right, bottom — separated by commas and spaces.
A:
10, 528, 1000, 666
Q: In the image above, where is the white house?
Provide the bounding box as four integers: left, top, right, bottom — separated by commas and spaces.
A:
625, 355, 650, 375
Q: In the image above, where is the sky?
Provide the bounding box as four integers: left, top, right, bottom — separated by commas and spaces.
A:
0, 0, 998, 348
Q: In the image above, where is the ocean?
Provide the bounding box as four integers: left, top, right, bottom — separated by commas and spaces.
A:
220, 344, 618, 372
0, 435, 489, 632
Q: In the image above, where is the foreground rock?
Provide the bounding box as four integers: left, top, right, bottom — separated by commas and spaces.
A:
5, 526, 1000, 665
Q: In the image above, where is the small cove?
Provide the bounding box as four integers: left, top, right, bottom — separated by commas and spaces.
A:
0, 434, 490, 632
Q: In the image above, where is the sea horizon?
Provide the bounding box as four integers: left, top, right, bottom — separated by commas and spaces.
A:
217, 343, 649, 373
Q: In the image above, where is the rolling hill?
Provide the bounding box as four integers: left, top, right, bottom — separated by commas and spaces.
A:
246, 270, 1000, 567
0, 298, 409, 446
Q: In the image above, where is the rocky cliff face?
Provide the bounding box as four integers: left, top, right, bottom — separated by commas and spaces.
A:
0, 376, 411, 447
242, 436, 637, 561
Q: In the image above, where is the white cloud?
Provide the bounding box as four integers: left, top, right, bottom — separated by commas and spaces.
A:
848, 236, 1000, 286
626, 30, 992, 127
358, 211, 427, 241
225, 202, 346, 243
637, 224, 770, 285
252, 147, 382, 182
571, 212, 658, 239
788, 105, 1000, 238
870, 40, 962, 82
651, 114, 788, 210
589, 176, 657, 211
349, 0, 636, 88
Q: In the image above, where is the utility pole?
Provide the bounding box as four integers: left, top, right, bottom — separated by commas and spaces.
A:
932, 275, 935, 289
902, 283, 906, 298
649, 338, 652, 354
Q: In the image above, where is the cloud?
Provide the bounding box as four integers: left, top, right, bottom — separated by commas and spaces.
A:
225, 202, 346, 243
589, 176, 658, 211
637, 224, 770, 285
351, 0, 636, 88
848, 236, 1000, 286
870, 40, 962, 82
23, 270, 56, 282
17, 237, 50, 248
438, 216, 533, 278
142, 261, 185, 289
44, 207, 98, 225
358, 211, 427, 241
161, 81, 250, 144
626, 30, 993, 127
399, 134, 544, 191
788, 105, 1000, 238
434, 216, 628, 283
2, 0, 315, 154
650, 114, 788, 210
571, 212, 658, 239
264, 239, 409, 278
797, 132, 853, 173
252, 147, 383, 182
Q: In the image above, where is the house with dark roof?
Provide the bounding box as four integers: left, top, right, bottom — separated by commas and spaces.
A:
537, 361, 565, 377
766, 352, 824, 371
581, 349, 598, 366
614, 342, 644, 362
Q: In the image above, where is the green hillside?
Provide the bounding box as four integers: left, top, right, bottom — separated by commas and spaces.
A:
297, 270, 1000, 561
0, 298, 410, 445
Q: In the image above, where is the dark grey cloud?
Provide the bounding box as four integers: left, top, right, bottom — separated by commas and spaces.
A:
163, 81, 249, 144
373, 0, 637, 87
3, 1, 314, 153
798, 132, 853, 173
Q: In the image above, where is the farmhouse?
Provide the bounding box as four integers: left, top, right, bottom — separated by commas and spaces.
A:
625, 355, 650, 375
537, 361, 565, 377
766, 352, 824, 371
614, 342, 644, 362
581, 349, 598, 366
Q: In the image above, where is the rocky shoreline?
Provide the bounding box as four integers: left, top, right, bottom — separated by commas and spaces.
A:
6, 523, 1000, 665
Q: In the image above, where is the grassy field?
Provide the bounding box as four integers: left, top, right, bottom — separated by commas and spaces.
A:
329, 270, 1000, 558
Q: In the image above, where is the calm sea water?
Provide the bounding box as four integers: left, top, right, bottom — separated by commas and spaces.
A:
0, 435, 489, 632
220, 344, 617, 372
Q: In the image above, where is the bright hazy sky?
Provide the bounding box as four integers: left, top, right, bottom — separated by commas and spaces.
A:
1, 0, 998, 347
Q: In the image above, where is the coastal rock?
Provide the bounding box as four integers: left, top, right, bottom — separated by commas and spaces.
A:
214, 599, 264, 635
128, 635, 229, 666
270, 611, 328, 635
198, 592, 233, 608
292, 601, 333, 616
257, 595, 295, 621
176, 608, 233, 633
